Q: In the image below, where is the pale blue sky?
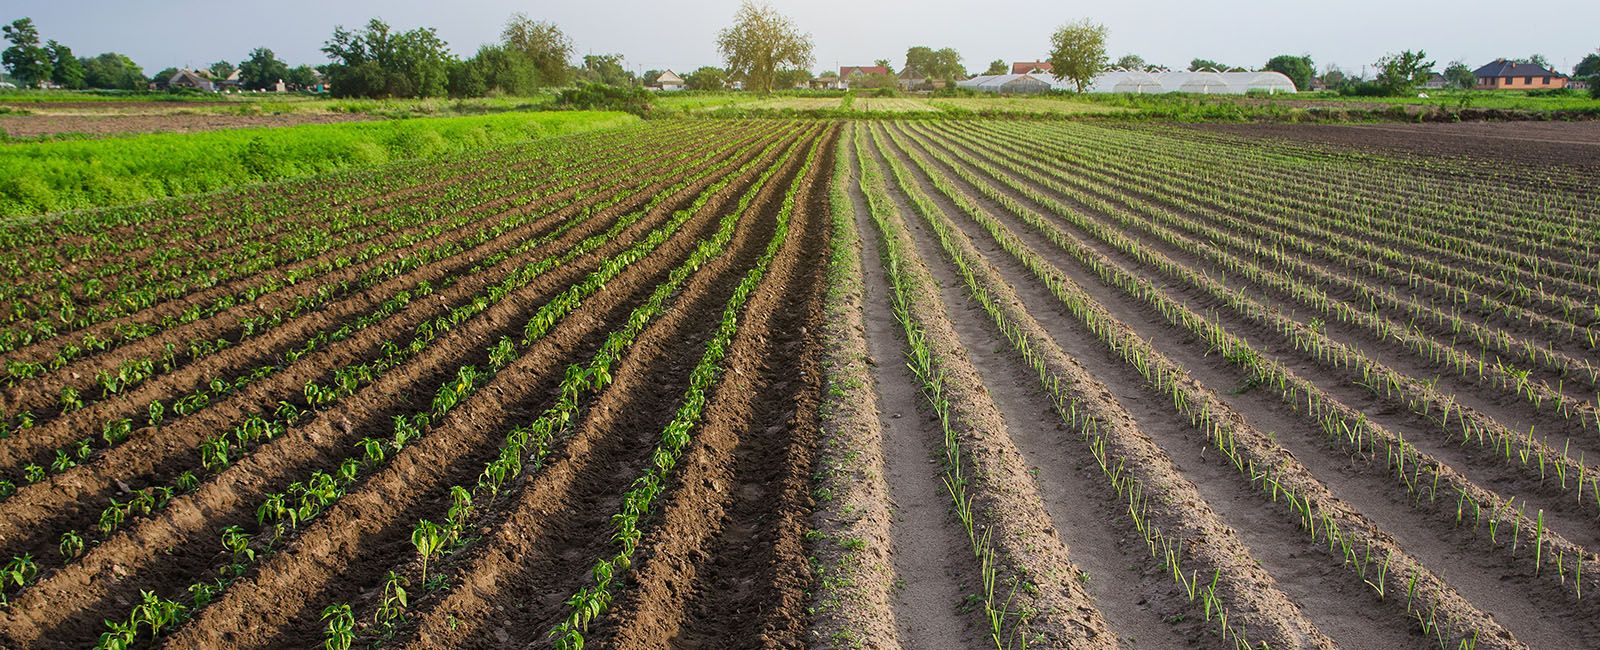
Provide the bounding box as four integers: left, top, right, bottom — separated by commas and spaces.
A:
7, 0, 1598, 77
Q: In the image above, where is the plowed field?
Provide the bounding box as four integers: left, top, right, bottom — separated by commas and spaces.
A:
0, 118, 1594, 650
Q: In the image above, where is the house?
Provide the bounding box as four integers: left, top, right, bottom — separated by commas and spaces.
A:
896, 68, 924, 91
218, 68, 243, 91
1420, 73, 1447, 90
1011, 60, 1052, 75
831, 65, 889, 90
652, 70, 685, 91
1473, 59, 1568, 90
167, 69, 215, 92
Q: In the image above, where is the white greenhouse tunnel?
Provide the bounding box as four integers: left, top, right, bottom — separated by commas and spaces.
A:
956, 69, 1298, 94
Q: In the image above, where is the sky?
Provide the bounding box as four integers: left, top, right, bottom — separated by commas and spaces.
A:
6, 0, 1599, 78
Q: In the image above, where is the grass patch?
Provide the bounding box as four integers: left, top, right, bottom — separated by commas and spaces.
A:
0, 110, 636, 217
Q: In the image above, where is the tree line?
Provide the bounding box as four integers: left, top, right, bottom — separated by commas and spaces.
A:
7, 6, 1600, 99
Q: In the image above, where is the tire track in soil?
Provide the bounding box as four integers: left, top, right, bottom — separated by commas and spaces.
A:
382, 125, 819, 650
0, 126, 792, 650
841, 133, 980, 649
591, 126, 834, 650
158, 124, 815, 650
0, 127, 776, 569
914, 123, 1596, 648
886, 122, 1419, 648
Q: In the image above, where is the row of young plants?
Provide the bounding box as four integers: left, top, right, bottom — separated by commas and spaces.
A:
84, 124, 809, 650
919, 122, 1600, 519
542, 130, 823, 650
0, 125, 791, 601
868, 123, 1300, 649
0, 123, 700, 379
933, 123, 1600, 505
0, 134, 566, 318
1015, 124, 1600, 356
970, 121, 1600, 397
848, 125, 1092, 650
0, 124, 747, 493
1167, 126, 1600, 272
1119, 125, 1600, 289
982, 122, 1600, 436
897, 122, 1595, 627
1166, 125, 1598, 243
339, 125, 813, 649
1034, 124, 1600, 344
882, 122, 1516, 649
0, 123, 667, 360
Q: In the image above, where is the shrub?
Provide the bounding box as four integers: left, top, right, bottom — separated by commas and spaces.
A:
555, 82, 654, 116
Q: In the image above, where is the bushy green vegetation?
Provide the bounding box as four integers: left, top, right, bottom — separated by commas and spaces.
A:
0, 110, 636, 217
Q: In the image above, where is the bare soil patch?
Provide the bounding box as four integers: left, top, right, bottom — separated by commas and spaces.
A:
0, 112, 375, 137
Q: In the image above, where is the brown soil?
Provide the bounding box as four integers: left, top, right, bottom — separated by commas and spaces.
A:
154, 125, 813, 650
0, 126, 739, 482
0, 129, 761, 575
390, 126, 822, 650
0, 125, 791, 649
0, 112, 375, 138
1191, 121, 1600, 172
593, 127, 833, 650
908, 120, 1589, 647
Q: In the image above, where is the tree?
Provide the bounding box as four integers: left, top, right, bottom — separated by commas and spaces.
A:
501, 14, 571, 86
81, 52, 145, 90
984, 59, 1006, 75
322, 19, 454, 98
463, 45, 538, 96
1573, 52, 1600, 79
577, 54, 632, 86
1374, 50, 1434, 95
874, 58, 894, 74
1319, 64, 1347, 89
716, 1, 814, 95
208, 60, 234, 80
1114, 54, 1145, 70
774, 67, 811, 89
904, 46, 964, 83
2, 18, 52, 87
1047, 19, 1108, 93
47, 40, 84, 89
285, 65, 318, 89
239, 47, 290, 90
1189, 58, 1228, 72
1442, 60, 1475, 89
1263, 54, 1315, 91
684, 66, 727, 90
152, 67, 180, 86
1518, 54, 1551, 69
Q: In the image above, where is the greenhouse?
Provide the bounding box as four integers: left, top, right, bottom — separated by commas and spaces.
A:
962, 68, 1297, 94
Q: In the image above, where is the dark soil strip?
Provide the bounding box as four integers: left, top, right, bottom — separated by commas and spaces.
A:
0, 126, 791, 649
371, 127, 817, 650
592, 126, 834, 650
0, 128, 778, 573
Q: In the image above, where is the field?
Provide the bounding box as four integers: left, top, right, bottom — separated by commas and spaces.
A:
0, 116, 1596, 650
0, 111, 637, 217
